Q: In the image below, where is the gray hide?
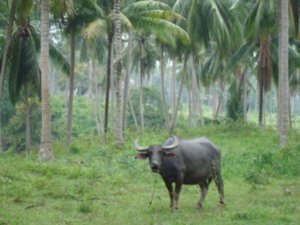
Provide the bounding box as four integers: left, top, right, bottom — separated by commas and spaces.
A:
135, 136, 224, 210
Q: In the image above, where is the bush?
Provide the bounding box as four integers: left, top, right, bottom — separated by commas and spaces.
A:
4, 99, 41, 151
127, 86, 165, 128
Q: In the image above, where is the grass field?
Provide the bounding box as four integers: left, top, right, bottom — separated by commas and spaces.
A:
0, 124, 299, 225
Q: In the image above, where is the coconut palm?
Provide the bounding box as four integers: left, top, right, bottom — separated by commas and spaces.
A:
85, 0, 189, 135
51, 0, 102, 145
230, 1, 300, 129
40, 0, 53, 161
243, 0, 278, 126
0, 0, 69, 154
131, 33, 158, 132
80, 27, 107, 136
0, 0, 17, 101
167, 0, 235, 129
0, 0, 17, 151
278, 0, 289, 146
124, 0, 189, 132
113, 0, 123, 143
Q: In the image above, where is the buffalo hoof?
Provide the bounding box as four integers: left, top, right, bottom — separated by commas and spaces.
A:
196, 203, 203, 209
171, 206, 179, 211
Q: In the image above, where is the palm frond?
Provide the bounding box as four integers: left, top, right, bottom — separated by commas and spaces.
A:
137, 10, 185, 22
29, 25, 70, 76
133, 17, 189, 44
210, 0, 231, 36
290, 0, 300, 38
22, 35, 41, 99
49, 43, 70, 76
244, 1, 259, 39
82, 19, 107, 40
120, 13, 133, 30
172, 0, 192, 15
228, 41, 256, 70
123, 0, 170, 15
80, 35, 107, 64
8, 33, 22, 103
188, 0, 234, 47
156, 31, 176, 47
245, 0, 277, 39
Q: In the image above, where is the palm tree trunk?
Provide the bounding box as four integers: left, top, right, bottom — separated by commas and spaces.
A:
94, 59, 104, 135
66, 26, 76, 145
288, 96, 292, 129
139, 62, 145, 133
241, 68, 248, 122
213, 81, 225, 119
39, 0, 53, 161
114, 0, 124, 144
258, 34, 272, 127
188, 78, 192, 128
169, 58, 187, 132
122, 31, 133, 131
269, 92, 273, 127
96, 84, 104, 134
25, 83, 31, 152
258, 74, 264, 127
88, 59, 93, 99
89, 60, 101, 135
171, 57, 176, 116
110, 46, 115, 131
190, 55, 204, 126
129, 93, 139, 130
104, 32, 113, 137
0, 0, 17, 100
278, 0, 289, 146
0, 0, 17, 152
160, 44, 170, 128
211, 84, 218, 118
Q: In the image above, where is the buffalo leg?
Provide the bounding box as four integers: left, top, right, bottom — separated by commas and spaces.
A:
215, 175, 225, 204
174, 181, 182, 210
164, 182, 174, 209
197, 181, 208, 208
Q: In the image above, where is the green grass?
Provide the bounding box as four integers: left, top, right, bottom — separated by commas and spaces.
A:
0, 124, 299, 225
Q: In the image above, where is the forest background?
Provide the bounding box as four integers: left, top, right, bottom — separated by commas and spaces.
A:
0, 1, 299, 224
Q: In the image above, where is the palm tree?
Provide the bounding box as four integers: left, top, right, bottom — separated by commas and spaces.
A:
130, 33, 158, 132
8, 24, 41, 152
169, 55, 187, 131
243, 1, 277, 127
278, 0, 289, 146
1, 0, 69, 153
0, 0, 17, 151
51, 0, 101, 145
86, 0, 189, 136
81, 23, 107, 136
0, 0, 17, 101
40, 0, 53, 161
113, 0, 123, 143
168, 0, 235, 129
124, 0, 189, 132
122, 31, 133, 132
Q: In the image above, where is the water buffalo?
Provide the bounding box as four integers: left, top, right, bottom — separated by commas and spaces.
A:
135, 136, 224, 210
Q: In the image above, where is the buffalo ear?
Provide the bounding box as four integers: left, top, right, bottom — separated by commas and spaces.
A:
135, 153, 148, 159
164, 152, 176, 158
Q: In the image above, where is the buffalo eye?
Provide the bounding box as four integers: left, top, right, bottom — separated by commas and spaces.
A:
164, 151, 176, 158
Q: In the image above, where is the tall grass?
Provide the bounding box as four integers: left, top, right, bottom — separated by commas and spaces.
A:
0, 124, 299, 225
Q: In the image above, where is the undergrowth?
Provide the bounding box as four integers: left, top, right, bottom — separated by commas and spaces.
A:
0, 124, 299, 225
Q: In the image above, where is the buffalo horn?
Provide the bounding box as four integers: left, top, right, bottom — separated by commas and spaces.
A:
134, 139, 149, 152
162, 136, 179, 150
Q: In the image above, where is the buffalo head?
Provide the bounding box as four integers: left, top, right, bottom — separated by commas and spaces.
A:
134, 136, 179, 172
